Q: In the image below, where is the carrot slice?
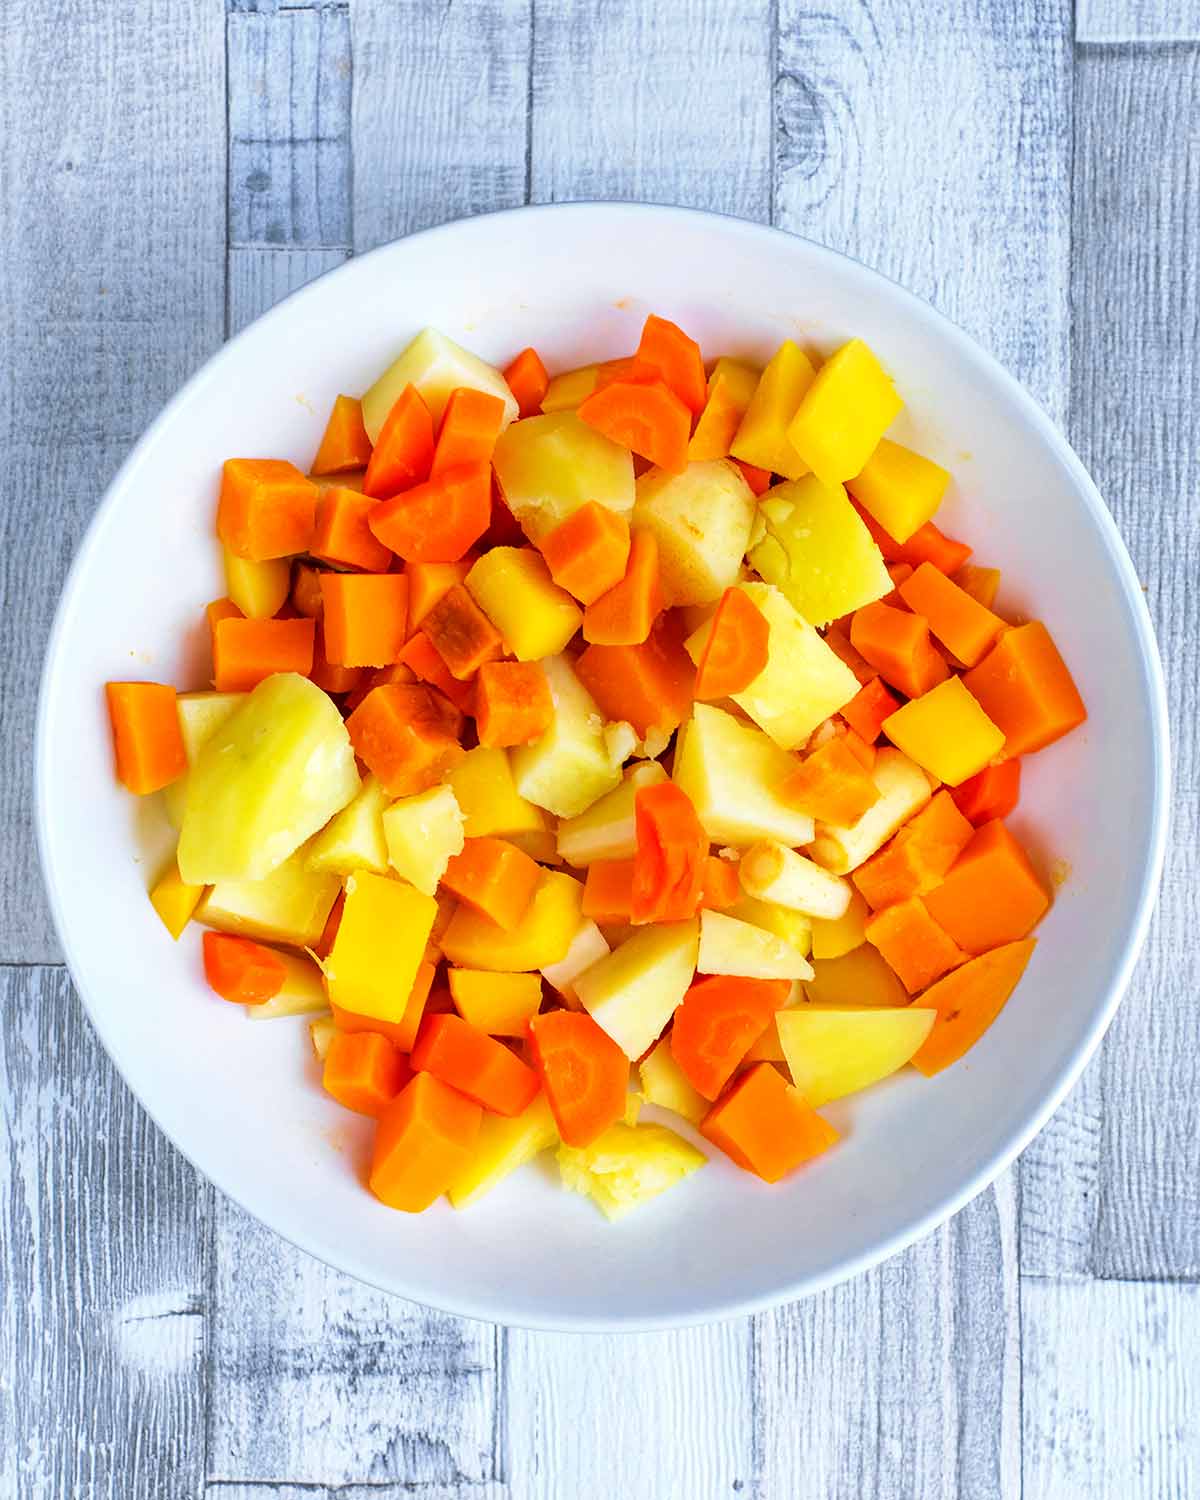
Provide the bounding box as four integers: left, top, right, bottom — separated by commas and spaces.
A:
211, 616, 315, 692
839, 675, 901, 743
420, 582, 504, 679
368, 462, 491, 563
671, 976, 790, 1099
441, 837, 541, 931
311, 486, 394, 573
320, 572, 408, 668
911, 939, 1037, 1075
396, 631, 476, 714
503, 346, 551, 418
699, 854, 742, 911
582, 859, 636, 925
323, 1031, 412, 1118
778, 736, 881, 825
581, 530, 664, 646
577, 378, 691, 474
865, 896, 969, 994
733, 459, 772, 495
575, 613, 696, 738
897, 561, 1007, 668
631, 782, 707, 924
369, 1072, 482, 1212
952, 760, 1021, 825
363, 385, 435, 499
430, 387, 508, 477
345, 682, 465, 797
538, 501, 632, 605
202, 931, 286, 1005
105, 682, 187, 794
701, 1063, 839, 1182
634, 314, 707, 414
311, 395, 373, 476
474, 660, 553, 747
528, 1009, 630, 1147
411, 1012, 541, 1117
923, 820, 1049, 954
693, 587, 771, 699
850, 600, 949, 699
218, 458, 318, 561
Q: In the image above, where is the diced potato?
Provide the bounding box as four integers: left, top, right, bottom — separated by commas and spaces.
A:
447, 747, 549, 840
688, 359, 760, 461
727, 896, 813, 956
632, 460, 756, 606
492, 411, 634, 543
440, 870, 584, 972
638, 1037, 709, 1125
574, 919, 699, 1060
324, 870, 437, 1022
223, 547, 290, 620
808, 747, 931, 874
164, 690, 247, 828
739, 841, 853, 920
724, 582, 859, 749
786, 337, 903, 487
245, 950, 328, 1018
810, 887, 870, 960
305, 775, 390, 877
776, 1006, 935, 1107
556, 760, 667, 866
448, 1094, 559, 1208
541, 919, 611, 1003
603, 719, 639, 769
557, 1121, 706, 1220
697, 910, 813, 981
361, 327, 517, 443
178, 674, 359, 886
844, 438, 950, 544
148, 855, 205, 940
196, 847, 340, 949
309, 1014, 336, 1061
447, 969, 541, 1036
465, 547, 582, 660
673, 703, 815, 848
381, 784, 465, 895
803, 945, 908, 1008
730, 339, 815, 479
540, 364, 600, 413
749, 478, 891, 628
882, 677, 1006, 788
510, 654, 622, 818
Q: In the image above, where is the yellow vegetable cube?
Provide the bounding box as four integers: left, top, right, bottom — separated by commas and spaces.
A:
540, 364, 600, 412
698, 910, 813, 981
245, 950, 328, 1019
803, 945, 908, 1008
730, 339, 816, 479
440, 870, 583, 972
688, 359, 760, 461
223, 546, 290, 620
381, 784, 464, 895
574, 919, 699, 1060
510, 655, 621, 818
749, 478, 891, 628
305, 775, 390, 877
324, 871, 437, 1022
541, 919, 610, 1002
845, 438, 951, 543
148, 855, 205, 940
808, 747, 932, 874
776, 1006, 935, 1107
361, 326, 517, 442
632, 459, 756, 606
786, 337, 903, 486
638, 1037, 709, 1125
448, 969, 542, 1036
196, 847, 340, 949
465, 547, 582, 660
673, 703, 815, 848
883, 677, 1006, 787
492, 410, 634, 543
727, 895, 813, 956
163, 690, 247, 828
558, 1121, 706, 1220
810, 887, 870, 960
448, 1094, 559, 1208
556, 760, 667, 867
447, 747, 549, 840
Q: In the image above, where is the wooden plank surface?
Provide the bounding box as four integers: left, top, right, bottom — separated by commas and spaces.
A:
0, 968, 208, 1500
0, 0, 226, 964
1077, 0, 1200, 41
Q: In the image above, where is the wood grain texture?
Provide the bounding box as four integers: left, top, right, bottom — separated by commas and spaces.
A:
1017, 1062, 1103, 1277
227, 246, 349, 335
1069, 44, 1200, 1279
1022, 1278, 1200, 1498
528, 0, 773, 218
1077, 0, 1200, 41
350, 0, 531, 249
0, 968, 208, 1500
228, 2, 352, 248
0, 0, 226, 964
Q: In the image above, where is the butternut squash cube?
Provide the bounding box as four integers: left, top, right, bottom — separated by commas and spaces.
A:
324, 870, 438, 1022
845, 438, 951, 544
883, 677, 1006, 787
786, 337, 903, 486
440, 870, 584, 972
730, 339, 816, 479
465, 547, 582, 660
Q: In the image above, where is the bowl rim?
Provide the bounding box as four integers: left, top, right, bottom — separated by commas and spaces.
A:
35, 200, 1171, 1331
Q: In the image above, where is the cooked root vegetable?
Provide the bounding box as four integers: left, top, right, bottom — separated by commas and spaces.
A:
320, 573, 408, 668
776, 1006, 936, 1107
330, 958, 435, 1052
411, 1012, 540, 1117
854, 502, 973, 576
448, 1093, 558, 1207
246, 949, 330, 1019
844, 437, 950, 543
218, 458, 317, 561
673, 703, 815, 849
923, 820, 1049, 954
638, 1037, 709, 1124
897, 562, 1006, 668
575, 614, 696, 739
634, 315, 707, 412
578, 375, 691, 474
441, 837, 541, 930
701, 1063, 838, 1182
786, 338, 902, 487
309, 1015, 337, 1061
582, 529, 664, 645
688, 586, 770, 700
361, 328, 517, 444
807, 746, 931, 875
541, 920, 611, 1003
324, 870, 437, 1023
911, 939, 1037, 1074
778, 736, 881, 826
311, 485, 393, 572
213, 616, 315, 692
397, 631, 475, 713
688, 359, 759, 461
312, 394, 373, 476
346, 682, 464, 798
202, 931, 286, 1004
369, 1072, 483, 1212
420, 583, 503, 678
582, 859, 635, 925
474, 661, 553, 748
447, 746, 549, 841
441, 869, 584, 971
381, 784, 465, 895
883, 676, 1006, 787
954, 563, 1002, 610
739, 841, 853, 921
149, 855, 205, 939
431, 386, 508, 476
631, 782, 707, 924
368, 462, 491, 562
697, 910, 813, 982
809, 887, 870, 961
558, 1121, 705, 1219
730, 340, 815, 479
528, 1009, 630, 1147
323, 1031, 411, 1117
952, 760, 1021, 825
574, 918, 700, 1060
557, 761, 668, 866
465, 546, 582, 660
961, 621, 1086, 756
197, 847, 340, 949
865, 897, 968, 993
106, 682, 187, 795
448, 969, 541, 1036
305, 774, 390, 877
803, 944, 908, 1008
502, 346, 550, 419
851, 790, 974, 910
406, 555, 476, 629
510, 654, 622, 817
839, 676, 900, 745
223, 548, 291, 620
849, 600, 950, 700
699, 854, 742, 912
727, 895, 813, 956
493, 410, 634, 542
538, 500, 632, 605
631, 460, 756, 607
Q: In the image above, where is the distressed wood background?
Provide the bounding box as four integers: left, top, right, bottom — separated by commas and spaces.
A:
2, 2, 1198, 1496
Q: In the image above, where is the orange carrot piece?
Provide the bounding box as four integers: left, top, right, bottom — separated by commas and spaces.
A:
319, 572, 408, 668
884, 562, 915, 605
212, 616, 315, 692
538, 501, 632, 605
441, 837, 541, 931
911, 939, 1037, 1075
405, 556, 477, 630
688, 373, 749, 461
866, 896, 969, 994
411, 1012, 540, 1117
323, 1031, 411, 1118
734, 458, 772, 495
852, 790, 974, 910
778, 736, 881, 825
528, 1009, 629, 1147
850, 600, 950, 699
634, 314, 707, 413
345, 682, 465, 797
840, 675, 901, 743
105, 682, 187, 794
396, 632, 476, 714
290, 561, 325, 618
822, 622, 877, 686
693, 586, 771, 699
575, 614, 696, 738
363, 384, 435, 499
369, 1072, 482, 1211
672, 976, 790, 1099
701, 1063, 839, 1182
420, 582, 504, 679
474, 660, 553, 747
897, 561, 1006, 668
343, 660, 418, 716
953, 563, 1002, 610
503, 346, 550, 418
206, 597, 243, 658
311, 486, 393, 573
202, 931, 286, 1004
924, 820, 1050, 954
631, 781, 707, 924
218, 458, 318, 561
582, 859, 636, 924
961, 621, 1086, 756
431, 387, 508, 477
577, 378, 691, 474
582, 530, 665, 645
842, 726, 876, 769
952, 760, 1021, 825
309, 621, 369, 695
700, 854, 742, 911
368, 462, 491, 563
853, 501, 973, 575
311, 395, 373, 476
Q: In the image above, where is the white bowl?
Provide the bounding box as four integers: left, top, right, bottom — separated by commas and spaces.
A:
37, 203, 1169, 1330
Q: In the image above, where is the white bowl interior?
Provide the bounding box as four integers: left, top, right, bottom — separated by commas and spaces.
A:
37, 205, 1167, 1329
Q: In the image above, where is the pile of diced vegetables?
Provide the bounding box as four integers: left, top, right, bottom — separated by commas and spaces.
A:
105, 314, 1086, 1220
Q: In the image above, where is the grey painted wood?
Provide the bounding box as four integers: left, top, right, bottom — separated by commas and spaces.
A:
0, 968, 208, 1500
1077, 0, 1200, 41
0, 0, 226, 964
1068, 43, 1200, 1280
1017, 1063, 1104, 1277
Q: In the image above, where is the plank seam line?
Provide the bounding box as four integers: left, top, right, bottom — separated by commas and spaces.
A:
205, 1482, 494, 1494
1075, 39, 1200, 54
1020, 1269, 1200, 1285
768, 0, 779, 226
228, 240, 354, 252
0, 961, 66, 970
523, 0, 534, 205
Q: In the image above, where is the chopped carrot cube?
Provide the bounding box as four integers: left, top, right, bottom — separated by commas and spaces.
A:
311, 395, 373, 476
898, 561, 1006, 667
538, 500, 631, 605
701, 1063, 839, 1182
105, 682, 187, 794
411, 1012, 541, 1117
311, 486, 394, 573
575, 614, 695, 738
320, 573, 408, 668
865, 896, 969, 994
323, 1031, 411, 1118
441, 837, 541, 931
924, 819, 1050, 954
582, 859, 636, 925
346, 682, 465, 798
474, 661, 553, 747
218, 458, 317, 561
369, 1072, 482, 1212
952, 760, 1021, 825
778, 736, 880, 825
503, 346, 550, 418
420, 583, 504, 679
961, 621, 1086, 757
397, 631, 477, 714
212, 616, 315, 692
850, 599, 950, 699
852, 790, 974, 910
